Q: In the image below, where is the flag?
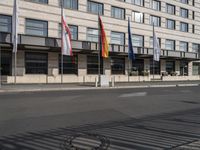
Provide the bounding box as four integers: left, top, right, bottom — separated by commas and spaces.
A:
128, 17, 135, 61
99, 16, 109, 58
153, 25, 161, 62
12, 0, 19, 53
61, 9, 72, 56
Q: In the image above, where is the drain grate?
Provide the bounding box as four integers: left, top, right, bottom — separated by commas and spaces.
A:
61, 133, 110, 150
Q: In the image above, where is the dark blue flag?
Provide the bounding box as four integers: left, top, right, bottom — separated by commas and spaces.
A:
128, 18, 135, 61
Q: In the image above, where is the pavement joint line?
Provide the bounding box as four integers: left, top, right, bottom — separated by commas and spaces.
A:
0, 83, 199, 93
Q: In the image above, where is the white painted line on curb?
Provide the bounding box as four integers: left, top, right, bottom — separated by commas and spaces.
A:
120, 92, 147, 98
149, 85, 177, 88
177, 84, 199, 87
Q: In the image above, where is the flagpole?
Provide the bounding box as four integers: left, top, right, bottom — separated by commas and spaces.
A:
61, 0, 64, 84
98, 13, 101, 87
153, 22, 155, 80
0, 44, 1, 88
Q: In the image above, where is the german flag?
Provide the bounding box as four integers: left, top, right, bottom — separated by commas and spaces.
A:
99, 16, 109, 58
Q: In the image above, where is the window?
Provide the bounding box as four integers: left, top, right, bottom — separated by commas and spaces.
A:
166, 4, 175, 15
180, 8, 188, 18
150, 15, 161, 27
132, 11, 144, 23
62, 0, 78, 10
132, 35, 144, 47
111, 57, 125, 75
193, 11, 195, 20
166, 39, 175, 50
192, 25, 195, 33
111, 6, 125, 20
132, 59, 144, 75
166, 61, 175, 74
192, 43, 199, 53
87, 28, 98, 42
59, 55, 78, 74
88, 1, 103, 15
111, 31, 125, 45
180, 0, 188, 4
151, 0, 161, 11
180, 61, 188, 76
166, 19, 175, 30
0, 15, 12, 33
87, 55, 103, 74
179, 41, 188, 52
58, 24, 78, 40
25, 19, 48, 37
180, 22, 188, 32
193, 62, 200, 75
126, 0, 144, 6
25, 52, 48, 74
27, 0, 48, 4
150, 60, 160, 74
150, 37, 161, 48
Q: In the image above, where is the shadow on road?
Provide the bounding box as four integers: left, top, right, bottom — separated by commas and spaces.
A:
0, 108, 200, 150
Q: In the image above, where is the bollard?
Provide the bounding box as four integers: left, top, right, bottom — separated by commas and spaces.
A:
95, 77, 98, 87
111, 77, 115, 87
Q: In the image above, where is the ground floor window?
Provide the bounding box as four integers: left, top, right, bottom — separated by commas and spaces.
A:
25, 52, 48, 74
87, 55, 103, 74
180, 61, 188, 76
193, 62, 200, 75
150, 60, 160, 75
1, 51, 12, 75
111, 57, 125, 75
132, 59, 144, 75
59, 55, 78, 74
166, 61, 175, 75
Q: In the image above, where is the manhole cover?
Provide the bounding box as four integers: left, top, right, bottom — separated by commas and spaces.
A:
61, 133, 110, 150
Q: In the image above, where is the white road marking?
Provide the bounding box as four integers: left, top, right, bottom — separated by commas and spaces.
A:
119, 92, 147, 98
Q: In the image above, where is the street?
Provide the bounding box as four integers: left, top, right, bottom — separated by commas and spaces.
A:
0, 86, 200, 149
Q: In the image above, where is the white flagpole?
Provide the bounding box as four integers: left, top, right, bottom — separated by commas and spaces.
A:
153, 22, 155, 80
61, 0, 64, 84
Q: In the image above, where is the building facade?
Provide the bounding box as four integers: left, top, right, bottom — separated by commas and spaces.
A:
0, 0, 200, 84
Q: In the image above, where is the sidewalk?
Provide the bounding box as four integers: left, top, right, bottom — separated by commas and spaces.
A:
0, 80, 200, 93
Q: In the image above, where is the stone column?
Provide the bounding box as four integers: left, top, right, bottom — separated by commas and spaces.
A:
48, 52, 58, 76
78, 54, 87, 76
104, 58, 111, 76
188, 61, 193, 76
175, 60, 180, 75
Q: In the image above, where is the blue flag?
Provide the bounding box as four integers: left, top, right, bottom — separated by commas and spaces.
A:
128, 18, 135, 61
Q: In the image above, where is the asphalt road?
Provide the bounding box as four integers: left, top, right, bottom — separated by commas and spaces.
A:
0, 86, 200, 150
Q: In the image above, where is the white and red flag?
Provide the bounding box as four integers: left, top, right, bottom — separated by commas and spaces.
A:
61, 10, 72, 56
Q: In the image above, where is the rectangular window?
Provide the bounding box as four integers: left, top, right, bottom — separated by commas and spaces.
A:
111, 57, 125, 75
132, 35, 144, 47
166, 4, 175, 15
150, 60, 160, 74
180, 22, 188, 32
192, 43, 199, 53
132, 11, 144, 23
180, 8, 188, 18
111, 31, 125, 45
0, 15, 12, 33
111, 6, 125, 20
59, 55, 78, 74
166, 61, 175, 74
87, 1, 103, 15
58, 24, 78, 40
166, 19, 175, 30
151, 0, 161, 11
126, 0, 144, 6
62, 0, 78, 10
27, 0, 48, 4
166, 39, 175, 50
193, 62, 200, 75
150, 15, 161, 27
179, 41, 188, 52
87, 55, 103, 74
180, 0, 188, 4
25, 52, 48, 74
25, 19, 48, 37
87, 28, 98, 42
192, 25, 195, 34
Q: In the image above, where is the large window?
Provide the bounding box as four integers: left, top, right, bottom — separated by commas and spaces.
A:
192, 43, 199, 53
132, 59, 144, 75
150, 15, 161, 27
132, 35, 144, 47
151, 0, 161, 11
62, 0, 78, 10
180, 22, 188, 32
193, 62, 200, 75
132, 11, 144, 23
111, 57, 125, 75
25, 52, 48, 74
111, 31, 125, 45
166, 61, 175, 74
59, 55, 78, 74
180, 0, 188, 4
126, 0, 144, 6
0, 15, 12, 33
166, 39, 175, 50
58, 24, 78, 40
87, 28, 98, 42
87, 55, 103, 74
111, 6, 125, 20
87, 1, 103, 15
166, 4, 175, 15
179, 41, 188, 52
25, 19, 48, 37
150, 60, 160, 74
166, 19, 175, 30
27, 0, 48, 4
180, 8, 188, 18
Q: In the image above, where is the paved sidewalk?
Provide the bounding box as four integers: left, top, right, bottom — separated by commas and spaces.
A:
0, 80, 200, 93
